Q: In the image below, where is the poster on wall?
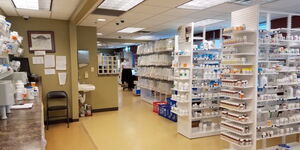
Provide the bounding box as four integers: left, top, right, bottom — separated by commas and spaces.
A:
28, 31, 55, 53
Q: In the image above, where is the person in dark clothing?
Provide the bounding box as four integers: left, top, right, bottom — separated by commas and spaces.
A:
121, 58, 134, 90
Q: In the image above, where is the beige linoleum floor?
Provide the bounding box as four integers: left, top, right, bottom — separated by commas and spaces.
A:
45, 88, 300, 150
80, 89, 229, 150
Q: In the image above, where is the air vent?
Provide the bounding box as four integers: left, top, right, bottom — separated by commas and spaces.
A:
136, 31, 152, 34
92, 8, 125, 16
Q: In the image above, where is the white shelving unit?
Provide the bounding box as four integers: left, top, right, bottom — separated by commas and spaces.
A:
220, 5, 259, 150
137, 38, 175, 104
256, 10, 300, 150
172, 22, 222, 138
221, 6, 300, 150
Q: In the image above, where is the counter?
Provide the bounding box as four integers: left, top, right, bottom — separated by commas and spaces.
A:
0, 95, 45, 150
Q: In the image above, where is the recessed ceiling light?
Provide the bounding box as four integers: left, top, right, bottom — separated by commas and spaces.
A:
118, 27, 144, 33
194, 19, 224, 26
97, 19, 106, 22
12, 0, 39, 10
97, 33, 103, 36
178, 0, 230, 10
98, 0, 144, 11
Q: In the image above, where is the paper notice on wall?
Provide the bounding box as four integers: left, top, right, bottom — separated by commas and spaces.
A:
56, 56, 67, 70
58, 72, 67, 85
34, 51, 46, 56
44, 55, 55, 68
44, 69, 56, 75
32, 57, 44, 64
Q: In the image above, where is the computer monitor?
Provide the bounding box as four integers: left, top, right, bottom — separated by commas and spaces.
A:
9, 56, 31, 77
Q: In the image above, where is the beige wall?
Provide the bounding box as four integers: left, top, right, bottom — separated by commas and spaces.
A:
77, 26, 118, 110
7, 17, 74, 118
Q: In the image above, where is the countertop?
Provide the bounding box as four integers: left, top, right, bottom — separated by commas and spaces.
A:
0, 96, 44, 150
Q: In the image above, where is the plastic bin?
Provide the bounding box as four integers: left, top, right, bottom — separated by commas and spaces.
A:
158, 103, 177, 122
153, 101, 167, 113
167, 97, 176, 107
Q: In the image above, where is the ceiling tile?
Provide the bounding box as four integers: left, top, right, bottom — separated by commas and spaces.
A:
205, 3, 245, 13
0, 0, 18, 16
80, 14, 117, 27
51, 0, 82, 20
142, 0, 189, 8
16, 9, 51, 18
161, 8, 197, 17
119, 12, 153, 24
129, 4, 171, 15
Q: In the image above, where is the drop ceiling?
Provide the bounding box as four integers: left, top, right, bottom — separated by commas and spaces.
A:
79, 0, 300, 40
0, 0, 82, 20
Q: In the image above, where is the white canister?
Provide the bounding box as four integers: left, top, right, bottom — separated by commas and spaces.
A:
26, 88, 35, 100
16, 88, 24, 100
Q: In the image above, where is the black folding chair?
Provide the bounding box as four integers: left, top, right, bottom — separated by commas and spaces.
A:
46, 91, 69, 129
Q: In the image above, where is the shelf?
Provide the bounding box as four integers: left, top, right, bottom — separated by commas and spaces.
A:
137, 49, 173, 55
257, 131, 300, 140
276, 82, 299, 86
221, 85, 254, 89
221, 126, 252, 136
138, 85, 171, 95
220, 96, 252, 101
176, 54, 191, 57
192, 67, 222, 70
223, 42, 256, 47
192, 115, 220, 121
223, 53, 256, 56
0, 70, 13, 80
221, 73, 253, 76
258, 60, 281, 63
138, 64, 172, 67
220, 104, 252, 112
223, 30, 256, 36
173, 67, 190, 69
221, 116, 253, 125
192, 78, 220, 81
221, 63, 254, 66
138, 76, 173, 82
259, 72, 278, 75
192, 105, 219, 111
257, 120, 300, 129
173, 78, 189, 81
171, 110, 188, 117
259, 43, 286, 46
192, 86, 221, 89
257, 142, 300, 150
221, 136, 253, 148
190, 129, 221, 138
171, 88, 189, 92
258, 107, 300, 113
257, 97, 298, 103
172, 99, 189, 103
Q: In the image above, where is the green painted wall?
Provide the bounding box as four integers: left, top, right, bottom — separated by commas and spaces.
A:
77, 26, 118, 110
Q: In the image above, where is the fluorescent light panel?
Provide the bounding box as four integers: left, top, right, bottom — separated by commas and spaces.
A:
12, 0, 39, 10
118, 27, 144, 33
97, 33, 103, 36
98, 0, 144, 11
178, 0, 230, 10
97, 19, 106, 22
134, 35, 155, 40
195, 19, 224, 26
